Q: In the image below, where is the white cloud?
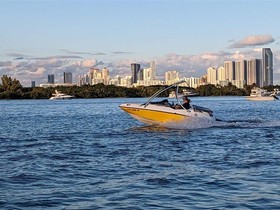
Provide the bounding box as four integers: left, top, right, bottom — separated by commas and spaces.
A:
253, 48, 263, 52
230, 35, 275, 48
81, 59, 98, 68
0, 61, 12, 67
2, 49, 280, 86
230, 51, 245, 60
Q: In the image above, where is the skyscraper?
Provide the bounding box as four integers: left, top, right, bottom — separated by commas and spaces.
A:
165, 70, 179, 85
150, 61, 156, 80
131, 63, 141, 84
207, 67, 217, 85
64, 72, 72, 84
102, 67, 109, 85
262, 48, 273, 86
217, 66, 226, 81
224, 61, 235, 81
143, 68, 152, 81
235, 60, 247, 83
31, 81, 36, 87
247, 59, 262, 87
48, 74, 54, 84
137, 68, 144, 81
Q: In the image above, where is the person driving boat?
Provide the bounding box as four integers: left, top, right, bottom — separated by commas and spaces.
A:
173, 96, 191, 109
182, 96, 191, 109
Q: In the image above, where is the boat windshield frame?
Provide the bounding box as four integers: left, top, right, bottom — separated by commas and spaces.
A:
142, 80, 189, 108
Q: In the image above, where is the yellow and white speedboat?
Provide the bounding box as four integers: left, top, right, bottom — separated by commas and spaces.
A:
119, 80, 216, 127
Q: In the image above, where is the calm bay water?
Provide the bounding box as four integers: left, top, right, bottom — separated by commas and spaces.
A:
1, 97, 280, 209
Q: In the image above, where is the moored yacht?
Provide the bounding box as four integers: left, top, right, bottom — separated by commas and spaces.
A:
168, 90, 183, 98
49, 90, 74, 100
183, 89, 200, 97
168, 89, 199, 98
246, 87, 278, 101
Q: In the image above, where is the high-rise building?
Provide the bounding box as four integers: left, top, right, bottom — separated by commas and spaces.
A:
102, 67, 109, 85
84, 67, 110, 85
120, 75, 132, 87
131, 63, 141, 84
188, 77, 201, 88
88, 68, 102, 85
64, 72, 72, 84
207, 67, 217, 85
217, 66, 226, 81
143, 68, 152, 81
224, 61, 235, 81
150, 61, 156, 80
137, 69, 144, 81
247, 59, 262, 86
217, 66, 230, 86
77, 75, 85, 86
262, 48, 273, 86
165, 70, 179, 85
31, 81, 36, 87
48, 74, 54, 84
235, 60, 247, 83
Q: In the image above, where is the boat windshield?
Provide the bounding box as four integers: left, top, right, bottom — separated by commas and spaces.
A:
142, 80, 188, 108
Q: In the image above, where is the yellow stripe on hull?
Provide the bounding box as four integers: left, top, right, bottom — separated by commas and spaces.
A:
120, 106, 186, 124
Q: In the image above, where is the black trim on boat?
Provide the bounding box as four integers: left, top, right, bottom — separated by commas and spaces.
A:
192, 105, 213, 116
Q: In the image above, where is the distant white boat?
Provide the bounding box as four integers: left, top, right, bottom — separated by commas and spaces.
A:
246, 87, 278, 101
49, 90, 74, 100
183, 89, 199, 97
168, 89, 199, 98
168, 90, 183, 98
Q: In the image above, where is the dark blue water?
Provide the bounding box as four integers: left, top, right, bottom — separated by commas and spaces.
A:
1, 97, 280, 209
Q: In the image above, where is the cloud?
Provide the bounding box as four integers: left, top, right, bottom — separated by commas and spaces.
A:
14, 57, 25, 60
80, 59, 99, 68
0, 58, 99, 85
27, 67, 46, 76
31, 55, 83, 60
112, 51, 133, 55
61, 49, 106, 56
0, 61, 12, 67
5, 53, 30, 60
230, 35, 275, 48
93, 52, 107, 56
2, 49, 280, 86
6, 53, 29, 57
107, 49, 280, 80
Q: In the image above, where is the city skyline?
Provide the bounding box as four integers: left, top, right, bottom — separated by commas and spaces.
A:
204, 48, 274, 88
1, 0, 280, 86
48, 47, 270, 89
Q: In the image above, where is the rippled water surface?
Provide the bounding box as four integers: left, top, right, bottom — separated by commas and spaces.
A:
1, 97, 280, 209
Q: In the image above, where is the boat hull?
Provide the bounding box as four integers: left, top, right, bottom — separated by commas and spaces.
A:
245, 96, 276, 101
120, 105, 186, 125
119, 103, 214, 126
50, 96, 73, 100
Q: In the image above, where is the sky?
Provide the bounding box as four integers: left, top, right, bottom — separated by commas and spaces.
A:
1, 0, 280, 86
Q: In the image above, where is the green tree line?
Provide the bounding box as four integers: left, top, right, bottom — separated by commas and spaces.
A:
1, 75, 279, 99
